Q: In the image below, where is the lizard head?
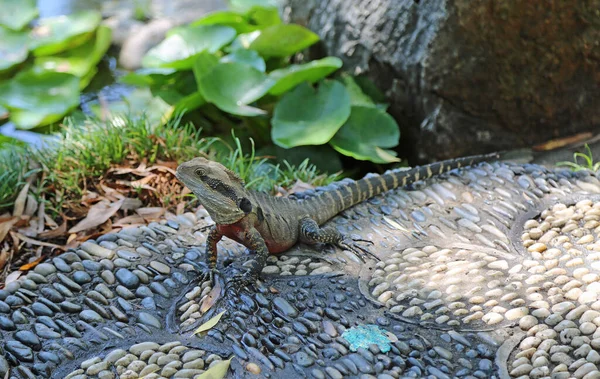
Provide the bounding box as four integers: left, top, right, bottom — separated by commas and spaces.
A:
176, 157, 249, 224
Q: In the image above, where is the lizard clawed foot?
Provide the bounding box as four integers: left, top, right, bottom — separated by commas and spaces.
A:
338, 238, 379, 262
184, 259, 220, 287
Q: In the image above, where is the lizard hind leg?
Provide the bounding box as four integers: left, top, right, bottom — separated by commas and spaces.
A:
298, 217, 379, 262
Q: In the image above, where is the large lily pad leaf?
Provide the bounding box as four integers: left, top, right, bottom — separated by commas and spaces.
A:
268, 57, 342, 95
193, 51, 219, 82
249, 24, 319, 58
220, 49, 265, 72
190, 10, 254, 34
339, 74, 388, 110
0, 27, 29, 73
0, 70, 80, 129
198, 62, 274, 116
271, 81, 350, 148
119, 68, 177, 87
152, 72, 206, 113
330, 105, 400, 163
89, 88, 173, 128
246, 6, 281, 28
228, 30, 261, 52
30, 11, 101, 56
0, 0, 38, 31
33, 25, 112, 88
142, 25, 236, 69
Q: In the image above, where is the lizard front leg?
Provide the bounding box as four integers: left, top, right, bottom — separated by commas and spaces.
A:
224, 227, 269, 295
186, 226, 222, 285
299, 217, 379, 262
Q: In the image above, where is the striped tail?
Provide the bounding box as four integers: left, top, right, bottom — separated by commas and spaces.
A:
310, 152, 500, 225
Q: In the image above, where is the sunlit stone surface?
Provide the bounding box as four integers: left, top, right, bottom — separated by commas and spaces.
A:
2, 161, 600, 378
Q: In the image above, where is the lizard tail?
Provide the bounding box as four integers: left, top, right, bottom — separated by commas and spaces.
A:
311, 152, 500, 225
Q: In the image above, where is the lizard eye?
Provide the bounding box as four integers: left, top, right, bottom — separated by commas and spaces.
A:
195, 168, 206, 177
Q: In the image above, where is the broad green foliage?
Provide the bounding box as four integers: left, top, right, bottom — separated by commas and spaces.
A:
0, 5, 108, 135
29, 11, 101, 56
272, 81, 350, 148
142, 25, 237, 69
249, 24, 319, 58
269, 57, 343, 95
0, 27, 29, 73
221, 50, 266, 72
198, 62, 274, 116
330, 106, 400, 163
34, 25, 112, 88
0, 70, 80, 129
0, 0, 38, 31
89, 88, 174, 128
120, 3, 401, 164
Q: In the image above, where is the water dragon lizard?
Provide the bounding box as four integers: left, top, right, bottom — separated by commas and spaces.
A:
176, 153, 499, 298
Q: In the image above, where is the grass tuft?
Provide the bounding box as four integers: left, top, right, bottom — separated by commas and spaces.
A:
0, 115, 339, 214
557, 144, 600, 172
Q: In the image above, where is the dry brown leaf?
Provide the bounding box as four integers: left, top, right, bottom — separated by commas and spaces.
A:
13, 232, 65, 251
44, 214, 59, 229
0, 217, 19, 243
24, 194, 38, 217
121, 198, 143, 210
38, 219, 67, 240
289, 179, 314, 195
0, 249, 9, 271
17, 218, 40, 238
68, 199, 124, 233
136, 207, 165, 221
113, 214, 146, 227
12, 183, 30, 217
5, 271, 22, 285
533, 132, 594, 151
200, 282, 222, 314
19, 256, 44, 271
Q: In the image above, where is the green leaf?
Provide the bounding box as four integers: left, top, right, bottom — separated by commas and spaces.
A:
29, 11, 101, 56
198, 62, 274, 116
142, 25, 236, 69
119, 68, 177, 86
249, 24, 319, 58
152, 72, 206, 113
272, 81, 350, 148
0, 0, 38, 31
33, 25, 112, 88
268, 57, 342, 95
89, 88, 174, 128
220, 49, 266, 72
190, 10, 254, 34
0, 70, 80, 129
193, 51, 219, 82
246, 6, 281, 28
0, 27, 29, 73
228, 30, 261, 52
329, 106, 400, 163
339, 74, 388, 110
195, 357, 232, 379
193, 310, 226, 335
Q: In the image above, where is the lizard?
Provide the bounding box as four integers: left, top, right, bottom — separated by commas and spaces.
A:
175, 152, 500, 297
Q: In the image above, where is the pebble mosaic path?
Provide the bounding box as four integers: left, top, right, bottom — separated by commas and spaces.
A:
2, 161, 600, 378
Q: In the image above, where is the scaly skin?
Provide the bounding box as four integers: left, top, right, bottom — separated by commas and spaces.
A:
175, 153, 499, 297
